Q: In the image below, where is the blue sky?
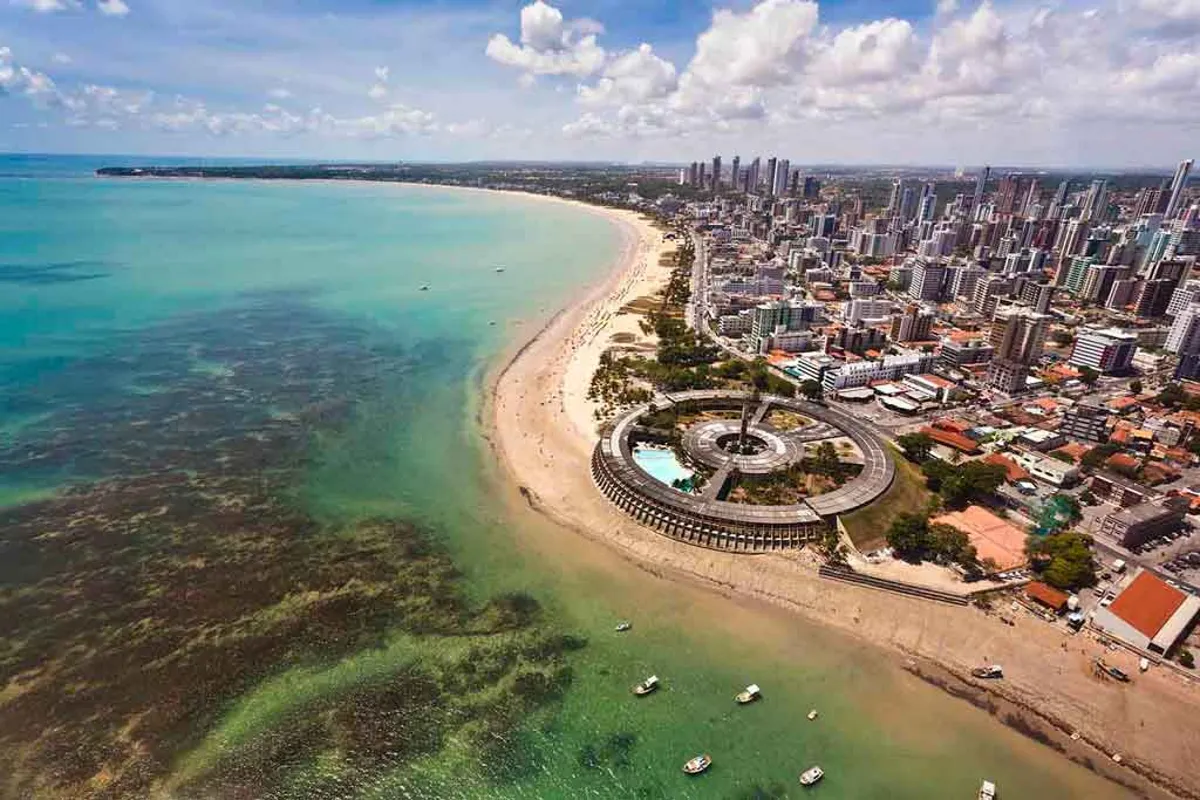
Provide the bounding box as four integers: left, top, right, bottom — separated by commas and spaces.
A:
1, 0, 1198, 166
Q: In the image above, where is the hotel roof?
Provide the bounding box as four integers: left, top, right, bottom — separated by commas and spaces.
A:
1108, 571, 1187, 640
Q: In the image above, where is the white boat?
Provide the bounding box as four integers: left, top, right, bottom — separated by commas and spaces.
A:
419, 284, 430, 291
682, 754, 712, 775
799, 765, 824, 786
971, 664, 1003, 679
807, 709, 819, 720
978, 779, 996, 799
495, 266, 506, 273
633, 675, 659, 696
615, 621, 632, 632
735, 684, 761, 704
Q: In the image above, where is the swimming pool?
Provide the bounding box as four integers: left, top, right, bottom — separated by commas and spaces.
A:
632, 445, 696, 492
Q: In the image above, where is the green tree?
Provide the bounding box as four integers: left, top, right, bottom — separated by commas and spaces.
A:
1080, 442, 1121, 472
1181, 650, 1195, 669
811, 441, 841, 479
1078, 366, 1100, 386
799, 379, 824, 402
1157, 383, 1186, 408
1027, 531, 1096, 590
1130, 379, 1143, 394
887, 512, 931, 563
897, 432, 933, 463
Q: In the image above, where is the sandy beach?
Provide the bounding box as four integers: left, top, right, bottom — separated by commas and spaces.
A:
486, 201, 1200, 799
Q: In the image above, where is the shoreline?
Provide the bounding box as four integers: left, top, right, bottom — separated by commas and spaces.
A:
481, 193, 1198, 799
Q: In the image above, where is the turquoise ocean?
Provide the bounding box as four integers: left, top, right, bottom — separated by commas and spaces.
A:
0, 154, 1130, 798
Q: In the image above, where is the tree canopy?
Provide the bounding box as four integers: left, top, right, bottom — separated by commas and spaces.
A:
896, 432, 933, 463
1026, 531, 1096, 590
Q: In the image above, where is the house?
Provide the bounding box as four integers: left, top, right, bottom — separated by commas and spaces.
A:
983, 453, 1032, 484
1092, 569, 1200, 655
1010, 448, 1081, 487
931, 506, 1028, 573
1026, 581, 1070, 613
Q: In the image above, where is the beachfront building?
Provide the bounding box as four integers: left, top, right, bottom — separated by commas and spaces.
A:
1092, 569, 1200, 655
821, 351, 936, 392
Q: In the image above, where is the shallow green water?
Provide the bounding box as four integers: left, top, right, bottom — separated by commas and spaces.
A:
0, 157, 1129, 798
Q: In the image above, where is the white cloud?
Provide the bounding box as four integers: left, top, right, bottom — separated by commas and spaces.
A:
936, 0, 959, 15
267, 87, 292, 99
809, 18, 920, 86
96, 0, 129, 16
485, 0, 606, 78
13, 0, 78, 12
577, 44, 677, 107
368, 83, 388, 100
52, 52, 72, 65
374, 65, 389, 82
686, 0, 819, 88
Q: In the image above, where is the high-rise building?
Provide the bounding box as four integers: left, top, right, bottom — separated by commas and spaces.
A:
711, 155, 722, 192
1069, 328, 1138, 374
1020, 180, 1040, 217
918, 182, 937, 221
1165, 159, 1194, 220
890, 304, 935, 342
1134, 278, 1177, 319
973, 275, 1013, 316
886, 179, 903, 216
774, 158, 791, 196
765, 157, 778, 195
909, 258, 947, 302
1016, 279, 1056, 313
1079, 263, 1128, 304
986, 305, 1050, 393
972, 166, 990, 218
688, 161, 699, 187
1049, 179, 1071, 218
1059, 403, 1110, 444
1062, 255, 1096, 294
996, 173, 1020, 214
748, 157, 761, 191
698, 161, 707, 188
1082, 179, 1109, 221
1168, 303, 1200, 380
730, 156, 740, 193
1168, 279, 1200, 317
802, 176, 821, 199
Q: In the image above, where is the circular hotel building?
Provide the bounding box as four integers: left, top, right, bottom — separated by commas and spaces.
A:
591, 390, 895, 552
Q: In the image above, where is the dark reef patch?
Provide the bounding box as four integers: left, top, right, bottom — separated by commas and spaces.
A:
0, 296, 581, 798
0, 260, 114, 284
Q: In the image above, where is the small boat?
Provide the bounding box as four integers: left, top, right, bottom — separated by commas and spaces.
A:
419, 284, 430, 291
682, 754, 712, 775
735, 684, 761, 704
495, 266, 506, 273
632, 675, 659, 696
807, 709, 819, 720
799, 765, 824, 786
488, 320, 497, 326
615, 621, 632, 632
1103, 662, 1131, 682
978, 779, 997, 800
971, 664, 1003, 679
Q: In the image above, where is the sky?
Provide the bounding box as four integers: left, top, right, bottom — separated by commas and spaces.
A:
0, 0, 1198, 166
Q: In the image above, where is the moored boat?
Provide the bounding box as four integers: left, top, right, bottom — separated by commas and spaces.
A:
419, 284, 430, 291
615, 621, 632, 632
971, 664, 1003, 679
735, 683, 761, 704
682, 754, 712, 775
633, 675, 659, 696
495, 266, 506, 272
799, 765, 824, 786
978, 779, 997, 799
807, 709, 819, 720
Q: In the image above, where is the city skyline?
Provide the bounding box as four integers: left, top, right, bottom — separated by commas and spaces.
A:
2, 0, 1200, 165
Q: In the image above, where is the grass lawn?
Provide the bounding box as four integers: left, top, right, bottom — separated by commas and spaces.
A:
839, 445, 932, 551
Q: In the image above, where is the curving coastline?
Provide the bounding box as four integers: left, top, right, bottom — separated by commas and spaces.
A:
484, 197, 1200, 800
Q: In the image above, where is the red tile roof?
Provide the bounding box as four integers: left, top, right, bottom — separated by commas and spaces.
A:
922, 427, 980, 453
1108, 571, 1187, 639
984, 454, 1031, 483
1026, 581, 1070, 611
1106, 453, 1141, 472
